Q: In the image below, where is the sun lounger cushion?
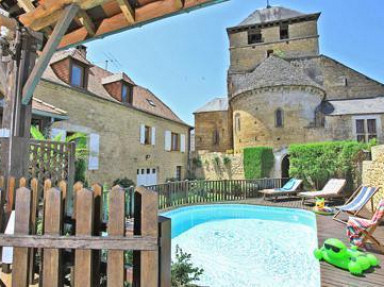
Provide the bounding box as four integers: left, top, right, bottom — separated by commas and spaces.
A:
299, 179, 346, 199
346, 199, 384, 247
281, 178, 296, 191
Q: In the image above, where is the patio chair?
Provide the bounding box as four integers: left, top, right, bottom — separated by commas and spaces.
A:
333, 185, 380, 224
346, 199, 384, 251
299, 178, 346, 205
259, 178, 303, 201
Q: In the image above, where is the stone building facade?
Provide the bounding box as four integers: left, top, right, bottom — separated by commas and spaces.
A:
33, 47, 190, 185
362, 145, 384, 206
195, 6, 384, 178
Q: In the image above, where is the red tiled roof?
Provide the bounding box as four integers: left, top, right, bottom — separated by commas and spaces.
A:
42, 49, 187, 126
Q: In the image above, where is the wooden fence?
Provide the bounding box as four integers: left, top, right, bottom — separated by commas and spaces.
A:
146, 178, 289, 210
0, 176, 170, 287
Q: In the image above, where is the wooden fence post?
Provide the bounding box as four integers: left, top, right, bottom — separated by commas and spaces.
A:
28, 178, 39, 284
6, 176, 16, 216
74, 188, 94, 287
66, 142, 76, 217
42, 188, 63, 287
72, 182, 83, 220
92, 183, 103, 287
12, 187, 32, 287
133, 186, 159, 287
107, 185, 125, 287
158, 216, 171, 287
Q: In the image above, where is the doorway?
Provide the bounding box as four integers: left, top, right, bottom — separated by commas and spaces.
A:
281, 155, 290, 178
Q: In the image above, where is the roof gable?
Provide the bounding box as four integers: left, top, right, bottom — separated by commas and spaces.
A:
194, 98, 228, 114
239, 6, 305, 26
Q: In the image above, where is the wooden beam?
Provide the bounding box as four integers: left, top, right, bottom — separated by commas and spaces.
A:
116, 0, 134, 23
22, 4, 80, 105
0, 235, 158, 250
19, 0, 111, 30
17, 0, 35, 12
77, 10, 95, 36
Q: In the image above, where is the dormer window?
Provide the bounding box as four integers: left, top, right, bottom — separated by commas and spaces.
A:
147, 99, 156, 107
70, 62, 86, 88
122, 83, 133, 104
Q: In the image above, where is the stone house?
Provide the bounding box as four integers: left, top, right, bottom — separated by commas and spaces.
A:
9, 46, 191, 185
194, 6, 384, 178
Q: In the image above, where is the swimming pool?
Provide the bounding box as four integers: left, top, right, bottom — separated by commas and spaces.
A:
162, 204, 320, 287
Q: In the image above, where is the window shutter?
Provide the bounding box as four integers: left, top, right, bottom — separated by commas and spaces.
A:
140, 124, 145, 144
51, 128, 66, 141
88, 133, 100, 170
180, 134, 186, 153
165, 130, 171, 151
151, 127, 156, 146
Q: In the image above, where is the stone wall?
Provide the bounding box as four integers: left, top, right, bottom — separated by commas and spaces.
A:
36, 80, 190, 185
228, 19, 319, 72
231, 86, 327, 152
362, 145, 384, 206
192, 151, 244, 180
194, 110, 233, 152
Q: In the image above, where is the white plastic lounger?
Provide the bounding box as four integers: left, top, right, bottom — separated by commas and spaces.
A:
299, 178, 346, 204
260, 178, 302, 200
333, 185, 380, 224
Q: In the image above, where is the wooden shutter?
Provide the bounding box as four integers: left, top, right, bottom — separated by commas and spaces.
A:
151, 127, 156, 146
165, 131, 171, 151
180, 134, 186, 153
88, 133, 100, 170
51, 128, 66, 141
140, 125, 145, 144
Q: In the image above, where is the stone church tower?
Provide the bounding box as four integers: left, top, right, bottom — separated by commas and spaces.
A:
194, 5, 384, 177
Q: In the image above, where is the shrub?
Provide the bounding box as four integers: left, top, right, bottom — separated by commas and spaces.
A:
213, 156, 220, 167
223, 156, 231, 166
171, 245, 204, 287
75, 158, 88, 186
113, 177, 135, 188
243, 147, 274, 179
192, 157, 202, 168
288, 140, 372, 190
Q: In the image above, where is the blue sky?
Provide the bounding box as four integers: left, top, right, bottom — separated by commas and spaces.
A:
87, 0, 384, 125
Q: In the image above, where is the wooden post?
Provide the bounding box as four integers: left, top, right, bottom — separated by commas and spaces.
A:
66, 142, 76, 217
133, 186, 159, 287
92, 183, 103, 287
107, 185, 125, 287
42, 188, 63, 287
12, 187, 32, 287
74, 188, 94, 287
158, 216, 171, 287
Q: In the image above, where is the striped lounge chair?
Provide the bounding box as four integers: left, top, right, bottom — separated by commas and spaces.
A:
346, 199, 384, 251
333, 185, 380, 224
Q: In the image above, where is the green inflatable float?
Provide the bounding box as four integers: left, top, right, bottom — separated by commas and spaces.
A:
314, 238, 380, 275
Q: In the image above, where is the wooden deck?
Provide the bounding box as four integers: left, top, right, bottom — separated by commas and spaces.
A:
241, 197, 384, 287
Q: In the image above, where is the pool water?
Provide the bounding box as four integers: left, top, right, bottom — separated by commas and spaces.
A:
162, 204, 320, 287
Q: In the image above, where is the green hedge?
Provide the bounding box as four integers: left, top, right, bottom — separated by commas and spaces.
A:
243, 147, 274, 179
288, 140, 373, 190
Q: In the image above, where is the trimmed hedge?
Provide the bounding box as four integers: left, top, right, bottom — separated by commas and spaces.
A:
243, 147, 274, 179
288, 141, 372, 190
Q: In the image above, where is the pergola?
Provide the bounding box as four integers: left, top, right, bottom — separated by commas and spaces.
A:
0, 0, 227, 178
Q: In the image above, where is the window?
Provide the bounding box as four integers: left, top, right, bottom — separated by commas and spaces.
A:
280, 23, 289, 40
355, 118, 378, 143
144, 126, 151, 145
122, 84, 133, 104
70, 63, 86, 88
213, 130, 220, 145
171, 133, 180, 151
275, 109, 284, 127
235, 113, 241, 132
248, 28, 263, 44
267, 50, 274, 57
147, 99, 156, 107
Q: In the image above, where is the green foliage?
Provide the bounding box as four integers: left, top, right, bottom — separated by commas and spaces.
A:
243, 147, 274, 179
171, 245, 204, 287
192, 157, 202, 168
113, 177, 135, 188
288, 140, 374, 189
213, 156, 220, 167
223, 156, 231, 166
75, 158, 87, 184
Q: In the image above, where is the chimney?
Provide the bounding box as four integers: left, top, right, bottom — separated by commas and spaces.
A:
76, 45, 87, 58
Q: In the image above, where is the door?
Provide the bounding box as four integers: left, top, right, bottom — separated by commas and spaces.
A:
137, 168, 157, 186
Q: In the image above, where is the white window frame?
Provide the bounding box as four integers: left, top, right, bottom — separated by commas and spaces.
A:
352, 115, 381, 143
